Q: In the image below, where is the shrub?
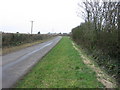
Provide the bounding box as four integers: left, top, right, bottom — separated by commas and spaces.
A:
2, 33, 54, 47
72, 22, 120, 84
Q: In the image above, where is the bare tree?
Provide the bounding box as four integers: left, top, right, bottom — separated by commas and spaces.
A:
78, 0, 119, 32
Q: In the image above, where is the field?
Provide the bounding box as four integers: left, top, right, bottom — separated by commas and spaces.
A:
16, 37, 104, 88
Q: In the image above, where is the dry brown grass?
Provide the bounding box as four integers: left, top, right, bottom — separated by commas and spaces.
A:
72, 42, 117, 88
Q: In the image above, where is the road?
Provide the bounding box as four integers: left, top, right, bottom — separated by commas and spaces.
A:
1, 36, 62, 88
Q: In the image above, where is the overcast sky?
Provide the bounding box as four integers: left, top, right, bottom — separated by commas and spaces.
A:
0, 0, 84, 34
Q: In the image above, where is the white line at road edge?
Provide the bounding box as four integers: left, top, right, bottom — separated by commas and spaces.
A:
3, 42, 53, 69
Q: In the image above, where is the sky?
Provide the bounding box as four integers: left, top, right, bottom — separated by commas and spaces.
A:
0, 0, 84, 34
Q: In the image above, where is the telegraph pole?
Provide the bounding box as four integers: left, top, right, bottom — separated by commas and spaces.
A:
31, 21, 34, 34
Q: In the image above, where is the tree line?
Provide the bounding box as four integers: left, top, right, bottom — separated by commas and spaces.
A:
72, 0, 120, 85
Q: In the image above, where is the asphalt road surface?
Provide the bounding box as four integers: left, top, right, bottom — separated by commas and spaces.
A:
1, 36, 62, 88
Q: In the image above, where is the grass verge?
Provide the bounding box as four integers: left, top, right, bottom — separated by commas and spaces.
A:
72, 41, 117, 88
16, 37, 104, 88
2, 37, 54, 55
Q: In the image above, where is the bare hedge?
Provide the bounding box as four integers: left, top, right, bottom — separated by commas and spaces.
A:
2, 33, 54, 47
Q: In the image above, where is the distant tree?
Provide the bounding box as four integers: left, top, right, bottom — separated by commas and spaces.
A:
59, 32, 61, 35
38, 31, 40, 34
48, 32, 51, 34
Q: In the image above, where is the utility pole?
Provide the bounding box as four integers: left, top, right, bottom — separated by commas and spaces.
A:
31, 21, 34, 34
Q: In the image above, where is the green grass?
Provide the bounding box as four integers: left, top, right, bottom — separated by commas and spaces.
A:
16, 37, 104, 88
